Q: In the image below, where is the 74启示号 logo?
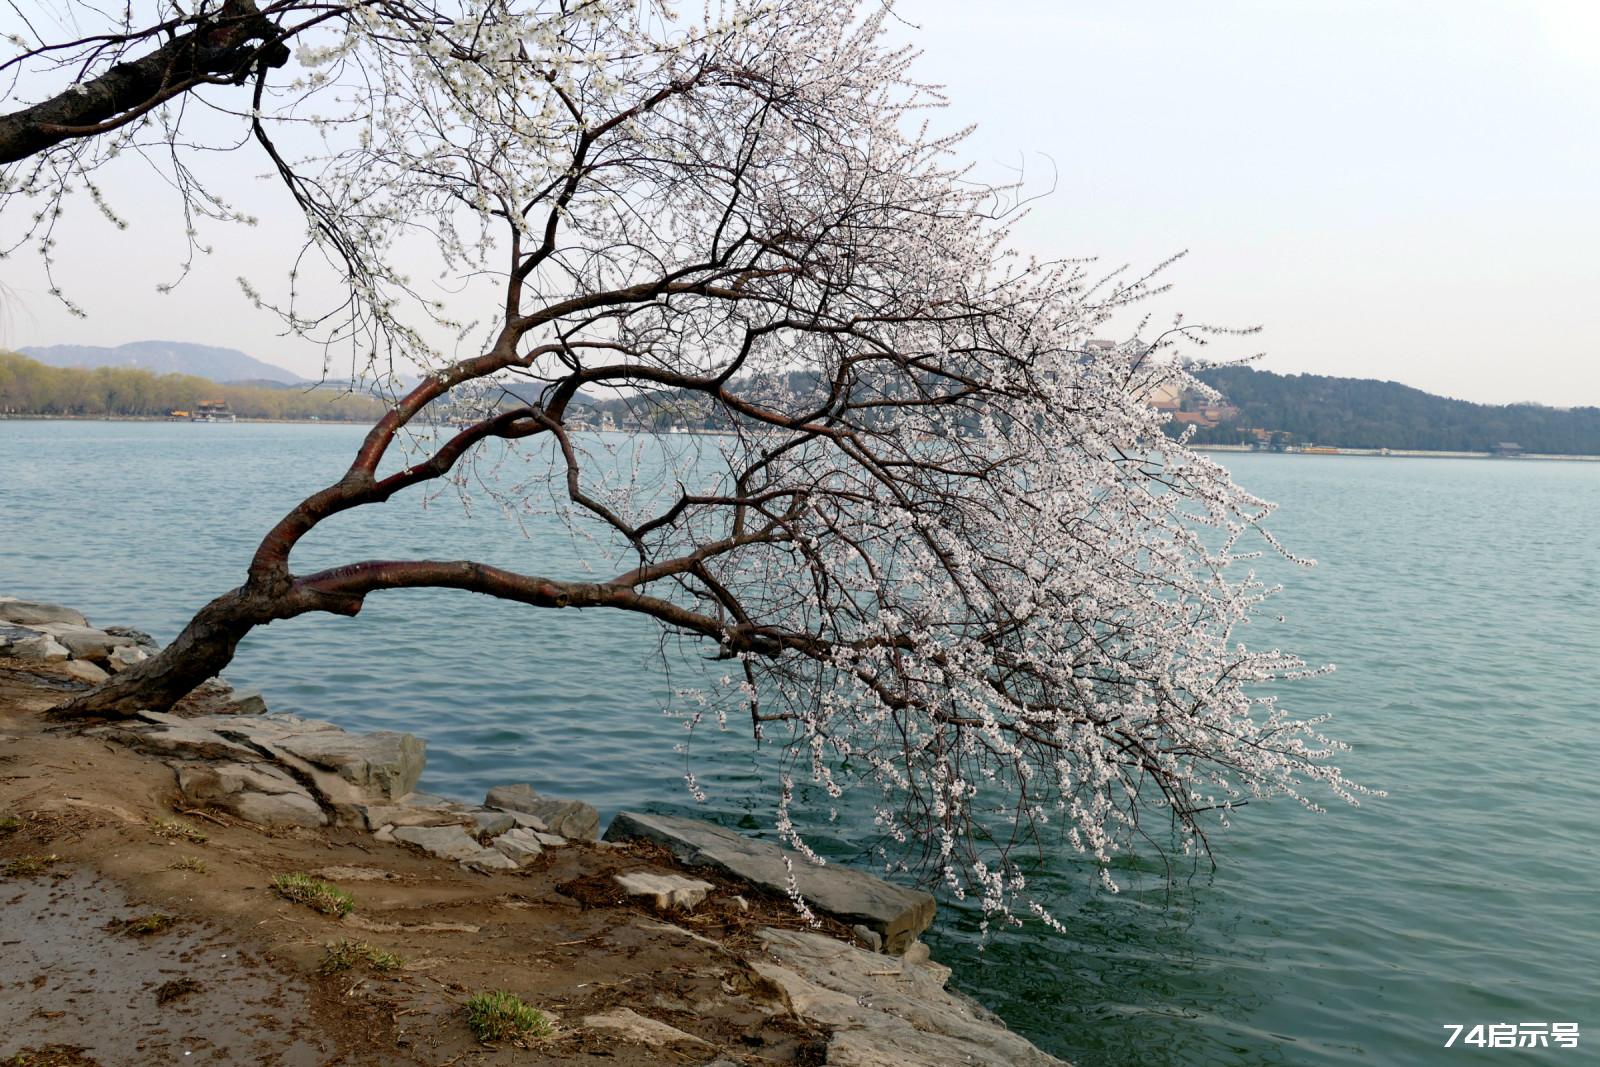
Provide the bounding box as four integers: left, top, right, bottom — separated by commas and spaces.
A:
1443, 1024, 1578, 1049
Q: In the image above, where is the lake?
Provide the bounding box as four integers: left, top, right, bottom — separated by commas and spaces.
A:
4, 419, 1598, 1065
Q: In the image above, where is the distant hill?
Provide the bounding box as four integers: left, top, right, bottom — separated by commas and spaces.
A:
20, 341, 301, 385
1183, 367, 1600, 454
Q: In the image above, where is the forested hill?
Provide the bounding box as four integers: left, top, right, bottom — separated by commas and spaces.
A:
1185, 366, 1600, 454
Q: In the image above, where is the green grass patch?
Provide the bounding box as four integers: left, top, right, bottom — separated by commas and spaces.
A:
0, 814, 21, 834
464, 989, 553, 1043
271, 872, 355, 917
3, 853, 61, 878
120, 912, 176, 936
150, 818, 207, 844
317, 938, 403, 975
166, 855, 207, 873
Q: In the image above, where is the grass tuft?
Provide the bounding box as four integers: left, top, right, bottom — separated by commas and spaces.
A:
3, 853, 61, 878
120, 912, 176, 936
0, 814, 21, 834
150, 818, 207, 844
464, 989, 553, 1043
3, 1044, 100, 1066
271, 872, 355, 917
166, 855, 207, 873
317, 938, 403, 975
155, 977, 203, 1004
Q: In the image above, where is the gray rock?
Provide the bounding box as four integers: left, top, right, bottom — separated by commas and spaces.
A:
465, 850, 519, 873
104, 625, 159, 650
485, 808, 548, 832
0, 600, 88, 627
581, 1008, 710, 1048
751, 928, 1063, 1066
483, 783, 599, 840
96, 721, 259, 762
277, 729, 425, 800
491, 828, 544, 865
228, 789, 329, 828
852, 924, 883, 954
470, 810, 518, 836
532, 831, 568, 848
32, 623, 135, 662
358, 802, 470, 831
604, 812, 935, 955
174, 761, 326, 828
614, 871, 715, 911
392, 824, 493, 864
222, 688, 268, 715
8, 633, 70, 663
60, 659, 111, 685
0, 623, 43, 654
105, 645, 150, 672
402, 790, 459, 807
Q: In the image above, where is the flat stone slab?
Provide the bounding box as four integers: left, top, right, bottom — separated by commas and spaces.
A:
4, 632, 69, 662
31, 623, 135, 662
60, 660, 110, 684
471, 810, 517, 835
484, 783, 599, 840
173, 761, 326, 828
581, 1008, 710, 1047
105, 645, 150, 672
751, 928, 1063, 1066
277, 729, 424, 801
392, 824, 514, 871
0, 599, 88, 627
614, 871, 715, 911
392, 824, 485, 862
491, 828, 544, 865
604, 812, 935, 954
95, 721, 259, 763
358, 801, 471, 831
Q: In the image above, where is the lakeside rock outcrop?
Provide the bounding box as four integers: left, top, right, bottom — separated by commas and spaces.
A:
1, 594, 1066, 1065
606, 810, 936, 955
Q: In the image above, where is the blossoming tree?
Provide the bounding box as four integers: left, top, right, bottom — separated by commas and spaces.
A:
6, 0, 1364, 926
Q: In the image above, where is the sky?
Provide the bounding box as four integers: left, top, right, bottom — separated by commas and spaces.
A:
2, 0, 1598, 405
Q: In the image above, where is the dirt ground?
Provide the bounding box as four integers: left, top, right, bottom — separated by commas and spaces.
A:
0, 661, 837, 1067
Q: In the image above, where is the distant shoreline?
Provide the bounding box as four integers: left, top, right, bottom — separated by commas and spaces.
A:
0, 413, 366, 426
1194, 444, 1600, 463
8, 415, 1600, 461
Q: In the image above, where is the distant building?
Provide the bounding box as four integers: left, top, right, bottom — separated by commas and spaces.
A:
1492, 441, 1523, 456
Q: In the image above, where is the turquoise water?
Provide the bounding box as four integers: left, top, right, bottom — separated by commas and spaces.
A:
3, 420, 1598, 1065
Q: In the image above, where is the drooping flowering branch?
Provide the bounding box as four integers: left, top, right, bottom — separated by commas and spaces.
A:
23, 0, 1371, 932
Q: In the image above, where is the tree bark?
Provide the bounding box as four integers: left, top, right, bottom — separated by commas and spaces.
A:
49, 586, 279, 719
0, 0, 289, 165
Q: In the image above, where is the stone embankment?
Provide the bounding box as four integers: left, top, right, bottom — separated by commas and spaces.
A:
1, 596, 1065, 1066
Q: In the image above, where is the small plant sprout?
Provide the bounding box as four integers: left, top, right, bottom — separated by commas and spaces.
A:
464, 990, 553, 1044
271, 873, 355, 917
3, 853, 60, 878
120, 912, 176, 936
318, 939, 403, 975
150, 818, 206, 844
167, 855, 207, 873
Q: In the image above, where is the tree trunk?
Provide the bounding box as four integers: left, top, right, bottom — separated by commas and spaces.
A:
50, 587, 276, 719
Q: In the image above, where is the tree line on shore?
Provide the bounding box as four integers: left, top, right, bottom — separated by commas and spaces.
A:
0, 351, 386, 420
1181, 366, 1600, 454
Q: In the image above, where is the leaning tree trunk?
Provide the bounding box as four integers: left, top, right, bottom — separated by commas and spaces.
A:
50, 587, 280, 719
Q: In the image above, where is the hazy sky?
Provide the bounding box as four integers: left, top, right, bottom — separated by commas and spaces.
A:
4, 0, 1597, 404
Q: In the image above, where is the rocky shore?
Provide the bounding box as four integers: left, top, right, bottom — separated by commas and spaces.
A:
0, 596, 1064, 1066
